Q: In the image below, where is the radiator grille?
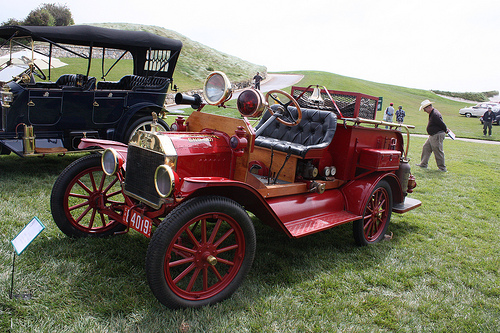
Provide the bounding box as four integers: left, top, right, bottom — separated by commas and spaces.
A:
124, 144, 165, 208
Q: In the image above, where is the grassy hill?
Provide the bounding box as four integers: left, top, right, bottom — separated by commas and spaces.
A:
90, 23, 266, 90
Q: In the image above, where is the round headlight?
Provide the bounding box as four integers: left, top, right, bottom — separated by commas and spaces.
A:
203, 71, 232, 105
102, 148, 119, 176
155, 165, 175, 198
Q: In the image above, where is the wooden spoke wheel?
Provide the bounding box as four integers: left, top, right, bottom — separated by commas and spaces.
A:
353, 180, 392, 245
146, 196, 256, 308
50, 154, 127, 237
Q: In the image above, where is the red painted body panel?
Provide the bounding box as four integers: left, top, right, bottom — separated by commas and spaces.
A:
330, 125, 405, 180
78, 138, 129, 169
266, 189, 345, 223
341, 172, 401, 215
169, 131, 232, 179
78, 138, 128, 152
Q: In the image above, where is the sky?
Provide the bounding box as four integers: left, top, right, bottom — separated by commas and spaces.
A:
2, 0, 499, 93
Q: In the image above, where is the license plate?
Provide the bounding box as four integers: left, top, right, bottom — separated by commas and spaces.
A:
124, 207, 152, 238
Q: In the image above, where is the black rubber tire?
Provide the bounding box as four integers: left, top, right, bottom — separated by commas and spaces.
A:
146, 196, 256, 309
50, 153, 127, 238
353, 180, 393, 246
124, 116, 170, 143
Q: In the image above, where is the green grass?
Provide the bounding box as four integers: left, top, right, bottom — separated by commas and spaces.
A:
0, 137, 499, 332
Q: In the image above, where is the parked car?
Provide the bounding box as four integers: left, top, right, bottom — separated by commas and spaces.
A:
459, 102, 499, 118
0, 25, 182, 157
50, 72, 421, 308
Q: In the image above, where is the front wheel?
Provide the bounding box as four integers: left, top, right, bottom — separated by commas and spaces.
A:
353, 180, 392, 246
465, 113, 472, 118
146, 196, 256, 309
50, 154, 127, 237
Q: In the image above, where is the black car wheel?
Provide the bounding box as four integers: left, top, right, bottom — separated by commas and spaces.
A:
124, 116, 170, 143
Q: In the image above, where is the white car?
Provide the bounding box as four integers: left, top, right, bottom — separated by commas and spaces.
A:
459, 103, 500, 118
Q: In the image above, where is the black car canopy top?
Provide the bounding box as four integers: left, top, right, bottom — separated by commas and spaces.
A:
0, 25, 183, 78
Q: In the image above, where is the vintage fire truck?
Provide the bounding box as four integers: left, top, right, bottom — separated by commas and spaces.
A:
50, 71, 421, 308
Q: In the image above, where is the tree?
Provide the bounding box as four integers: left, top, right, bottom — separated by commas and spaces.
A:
41, 3, 74, 26
1, 18, 22, 26
1, 3, 74, 27
24, 8, 55, 26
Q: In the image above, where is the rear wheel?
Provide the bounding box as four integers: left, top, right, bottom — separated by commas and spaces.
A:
353, 180, 392, 246
50, 154, 127, 237
146, 196, 256, 309
124, 116, 169, 143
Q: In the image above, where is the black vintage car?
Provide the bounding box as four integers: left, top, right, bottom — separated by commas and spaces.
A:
0, 25, 182, 156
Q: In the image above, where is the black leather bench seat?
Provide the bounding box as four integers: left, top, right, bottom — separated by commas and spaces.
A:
96, 75, 169, 91
254, 106, 337, 158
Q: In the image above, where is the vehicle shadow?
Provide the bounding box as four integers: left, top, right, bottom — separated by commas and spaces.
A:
14, 214, 418, 316
247, 217, 418, 289
0, 153, 84, 176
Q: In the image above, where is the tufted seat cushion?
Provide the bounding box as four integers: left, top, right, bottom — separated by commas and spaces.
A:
96, 75, 169, 91
55, 74, 96, 90
254, 105, 337, 158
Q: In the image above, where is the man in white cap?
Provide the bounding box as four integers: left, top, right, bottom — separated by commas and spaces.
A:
416, 99, 449, 172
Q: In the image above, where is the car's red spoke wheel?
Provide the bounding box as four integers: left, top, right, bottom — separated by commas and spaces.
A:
146, 196, 256, 309
353, 180, 392, 246
51, 154, 127, 237
166, 212, 245, 299
362, 187, 389, 241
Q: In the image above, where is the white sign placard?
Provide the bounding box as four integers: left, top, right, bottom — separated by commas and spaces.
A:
11, 217, 45, 255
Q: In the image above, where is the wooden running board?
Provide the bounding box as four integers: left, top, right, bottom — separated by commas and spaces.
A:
35, 147, 68, 154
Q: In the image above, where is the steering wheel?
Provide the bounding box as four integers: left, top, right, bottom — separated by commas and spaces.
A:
265, 89, 302, 126
29, 63, 46, 80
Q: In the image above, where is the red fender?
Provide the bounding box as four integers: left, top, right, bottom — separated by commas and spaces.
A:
78, 138, 129, 169
177, 177, 291, 235
341, 172, 403, 216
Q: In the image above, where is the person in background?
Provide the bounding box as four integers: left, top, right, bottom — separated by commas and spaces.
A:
253, 72, 263, 90
395, 105, 406, 124
482, 106, 494, 136
383, 103, 394, 128
416, 100, 450, 172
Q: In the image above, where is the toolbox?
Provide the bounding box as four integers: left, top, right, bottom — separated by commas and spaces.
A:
358, 148, 401, 170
